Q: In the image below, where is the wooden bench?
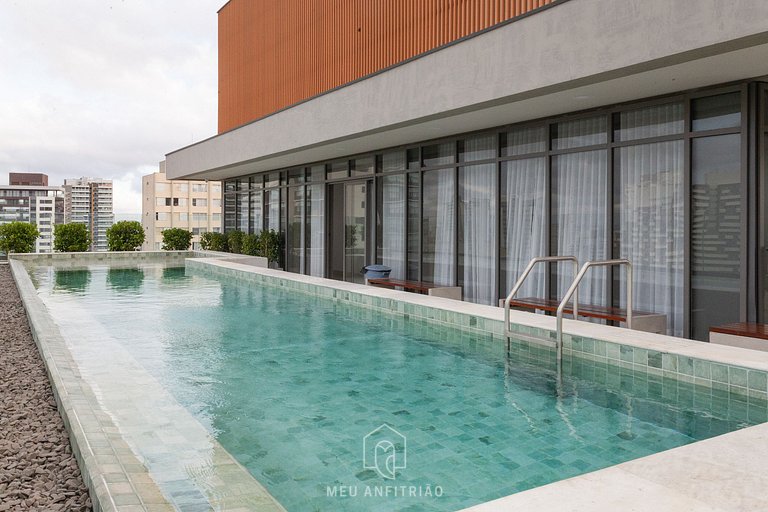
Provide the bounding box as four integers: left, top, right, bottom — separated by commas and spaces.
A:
367, 278, 462, 300
710, 322, 768, 351
507, 296, 667, 334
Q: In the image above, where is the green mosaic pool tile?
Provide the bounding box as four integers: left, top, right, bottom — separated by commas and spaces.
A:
605, 342, 620, 361
729, 367, 748, 388
710, 363, 729, 384
630, 348, 647, 366
678, 356, 694, 376
647, 351, 662, 369
748, 370, 768, 393
660, 353, 676, 372
694, 377, 713, 389
619, 345, 633, 363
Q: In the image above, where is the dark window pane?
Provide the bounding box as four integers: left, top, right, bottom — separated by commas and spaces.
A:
327, 161, 348, 180
225, 180, 237, 193
382, 151, 406, 173
307, 165, 324, 182
459, 134, 496, 162
552, 116, 607, 150
615, 102, 684, 142
224, 194, 236, 231
422, 142, 455, 167
407, 173, 420, 280
407, 148, 420, 170
251, 174, 263, 190
692, 93, 741, 132
288, 168, 305, 184
351, 156, 375, 177
501, 125, 547, 157
265, 172, 280, 188
691, 134, 742, 340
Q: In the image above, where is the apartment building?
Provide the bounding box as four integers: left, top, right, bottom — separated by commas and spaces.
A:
166, 0, 768, 341
64, 177, 114, 252
0, 173, 63, 253
141, 161, 222, 250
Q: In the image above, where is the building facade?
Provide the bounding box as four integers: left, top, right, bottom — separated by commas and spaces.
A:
141, 161, 222, 250
64, 177, 114, 252
166, 0, 768, 342
1, 173, 64, 253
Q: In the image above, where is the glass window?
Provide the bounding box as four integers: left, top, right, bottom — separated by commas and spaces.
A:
422, 169, 455, 286
615, 102, 684, 142
193, 213, 208, 222
459, 134, 497, 162
382, 151, 406, 173
407, 148, 420, 170
212, 199, 222, 208
288, 168, 305, 184
176, 183, 189, 194
237, 193, 249, 232
459, 163, 497, 304
327, 161, 348, 180
377, 175, 406, 279
501, 125, 547, 157
307, 184, 325, 277
156, 197, 166, 207
156, 183, 170, 194
552, 150, 609, 305
692, 92, 741, 132
265, 189, 281, 231
192, 183, 207, 192
307, 165, 324, 182
552, 116, 608, 150
407, 173, 420, 280
691, 134, 742, 340
212, 184, 222, 194
251, 191, 263, 234
212, 213, 221, 221
155, 212, 168, 221
422, 142, 454, 167
179, 212, 189, 222
351, 156, 375, 177
264, 172, 280, 188
192, 198, 207, 207
251, 175, 263, 190
500, 157, 547, 299
225, 180, 236, 193
286, 186, 305, 273
615, 140, 684, 336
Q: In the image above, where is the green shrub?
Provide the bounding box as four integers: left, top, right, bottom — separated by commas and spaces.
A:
226, 230, 245, 254
242, 233, 260, 256
53, 223, 91, 252
106, 221, 145, 251
0, 221, 39, 254
161, 228, 193, 251
200, 231, 227, 252
258, 229, 283, 264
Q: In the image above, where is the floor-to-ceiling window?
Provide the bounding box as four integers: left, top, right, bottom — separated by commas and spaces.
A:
220, 82, 756, 340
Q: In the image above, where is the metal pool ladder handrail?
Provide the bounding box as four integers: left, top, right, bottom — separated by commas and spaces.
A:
556, 259, 633, 363
503, 256, 579, 339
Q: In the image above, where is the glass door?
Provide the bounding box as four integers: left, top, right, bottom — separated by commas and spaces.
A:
327, 181, 370, 283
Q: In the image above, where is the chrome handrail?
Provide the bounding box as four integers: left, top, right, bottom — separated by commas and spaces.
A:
556, 259, 633, 363
503, 256, 579, 339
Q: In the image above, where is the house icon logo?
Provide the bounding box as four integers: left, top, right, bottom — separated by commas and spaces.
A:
363, 424, 406, 480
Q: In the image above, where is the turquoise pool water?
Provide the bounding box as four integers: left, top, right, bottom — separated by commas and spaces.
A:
32, 264, 768, 512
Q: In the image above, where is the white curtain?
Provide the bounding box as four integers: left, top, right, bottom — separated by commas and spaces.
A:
308, 184, 325, 277
618, 103, 684, 141
504, 125, 547, 156
460, 163, 497, 304
424, 169, 455, 286
251, 192, 263, 234
617, 141, 684, 336
267, 190, 280, 231
553, 150, 608, 306
381, 175, 405, 279
503, 158, 547, 298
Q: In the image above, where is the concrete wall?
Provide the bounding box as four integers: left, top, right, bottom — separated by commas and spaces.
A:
167, 0, 768, 180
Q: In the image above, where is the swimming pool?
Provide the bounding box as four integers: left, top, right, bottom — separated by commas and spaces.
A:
31, 263, 767, 511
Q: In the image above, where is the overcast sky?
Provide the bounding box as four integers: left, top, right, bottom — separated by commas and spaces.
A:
0, 1, 221, 213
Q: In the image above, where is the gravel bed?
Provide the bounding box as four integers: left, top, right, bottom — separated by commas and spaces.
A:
0, 264, 92, 511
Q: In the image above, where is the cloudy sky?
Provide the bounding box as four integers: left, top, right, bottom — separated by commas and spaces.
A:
0, 0, 221, 213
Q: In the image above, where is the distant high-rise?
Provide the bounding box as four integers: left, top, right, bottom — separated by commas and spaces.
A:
142, 161, 222, 250
64, 177, 114, 252
0, 173, 63, 253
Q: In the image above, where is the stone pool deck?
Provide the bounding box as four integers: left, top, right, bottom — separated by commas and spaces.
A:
0, 264, 92, 511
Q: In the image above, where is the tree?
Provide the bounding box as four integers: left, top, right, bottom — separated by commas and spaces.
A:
161, 228, 193, 250
0, 221, 39, 254
53, 223, 91, 252
106, 221, 145, 251
225, 230, 245, 254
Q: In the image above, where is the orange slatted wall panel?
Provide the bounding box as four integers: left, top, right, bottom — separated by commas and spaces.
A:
218, 0, 555, 133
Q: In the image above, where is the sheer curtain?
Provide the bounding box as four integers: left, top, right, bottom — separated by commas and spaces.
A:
307, 184, 325, 277
381, 175, 405, 279
434, 170, 455, 286
503, 158, 547, 298
552, 150, 608, 306
460, 163, 497, 304
616, 141, 684, 336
